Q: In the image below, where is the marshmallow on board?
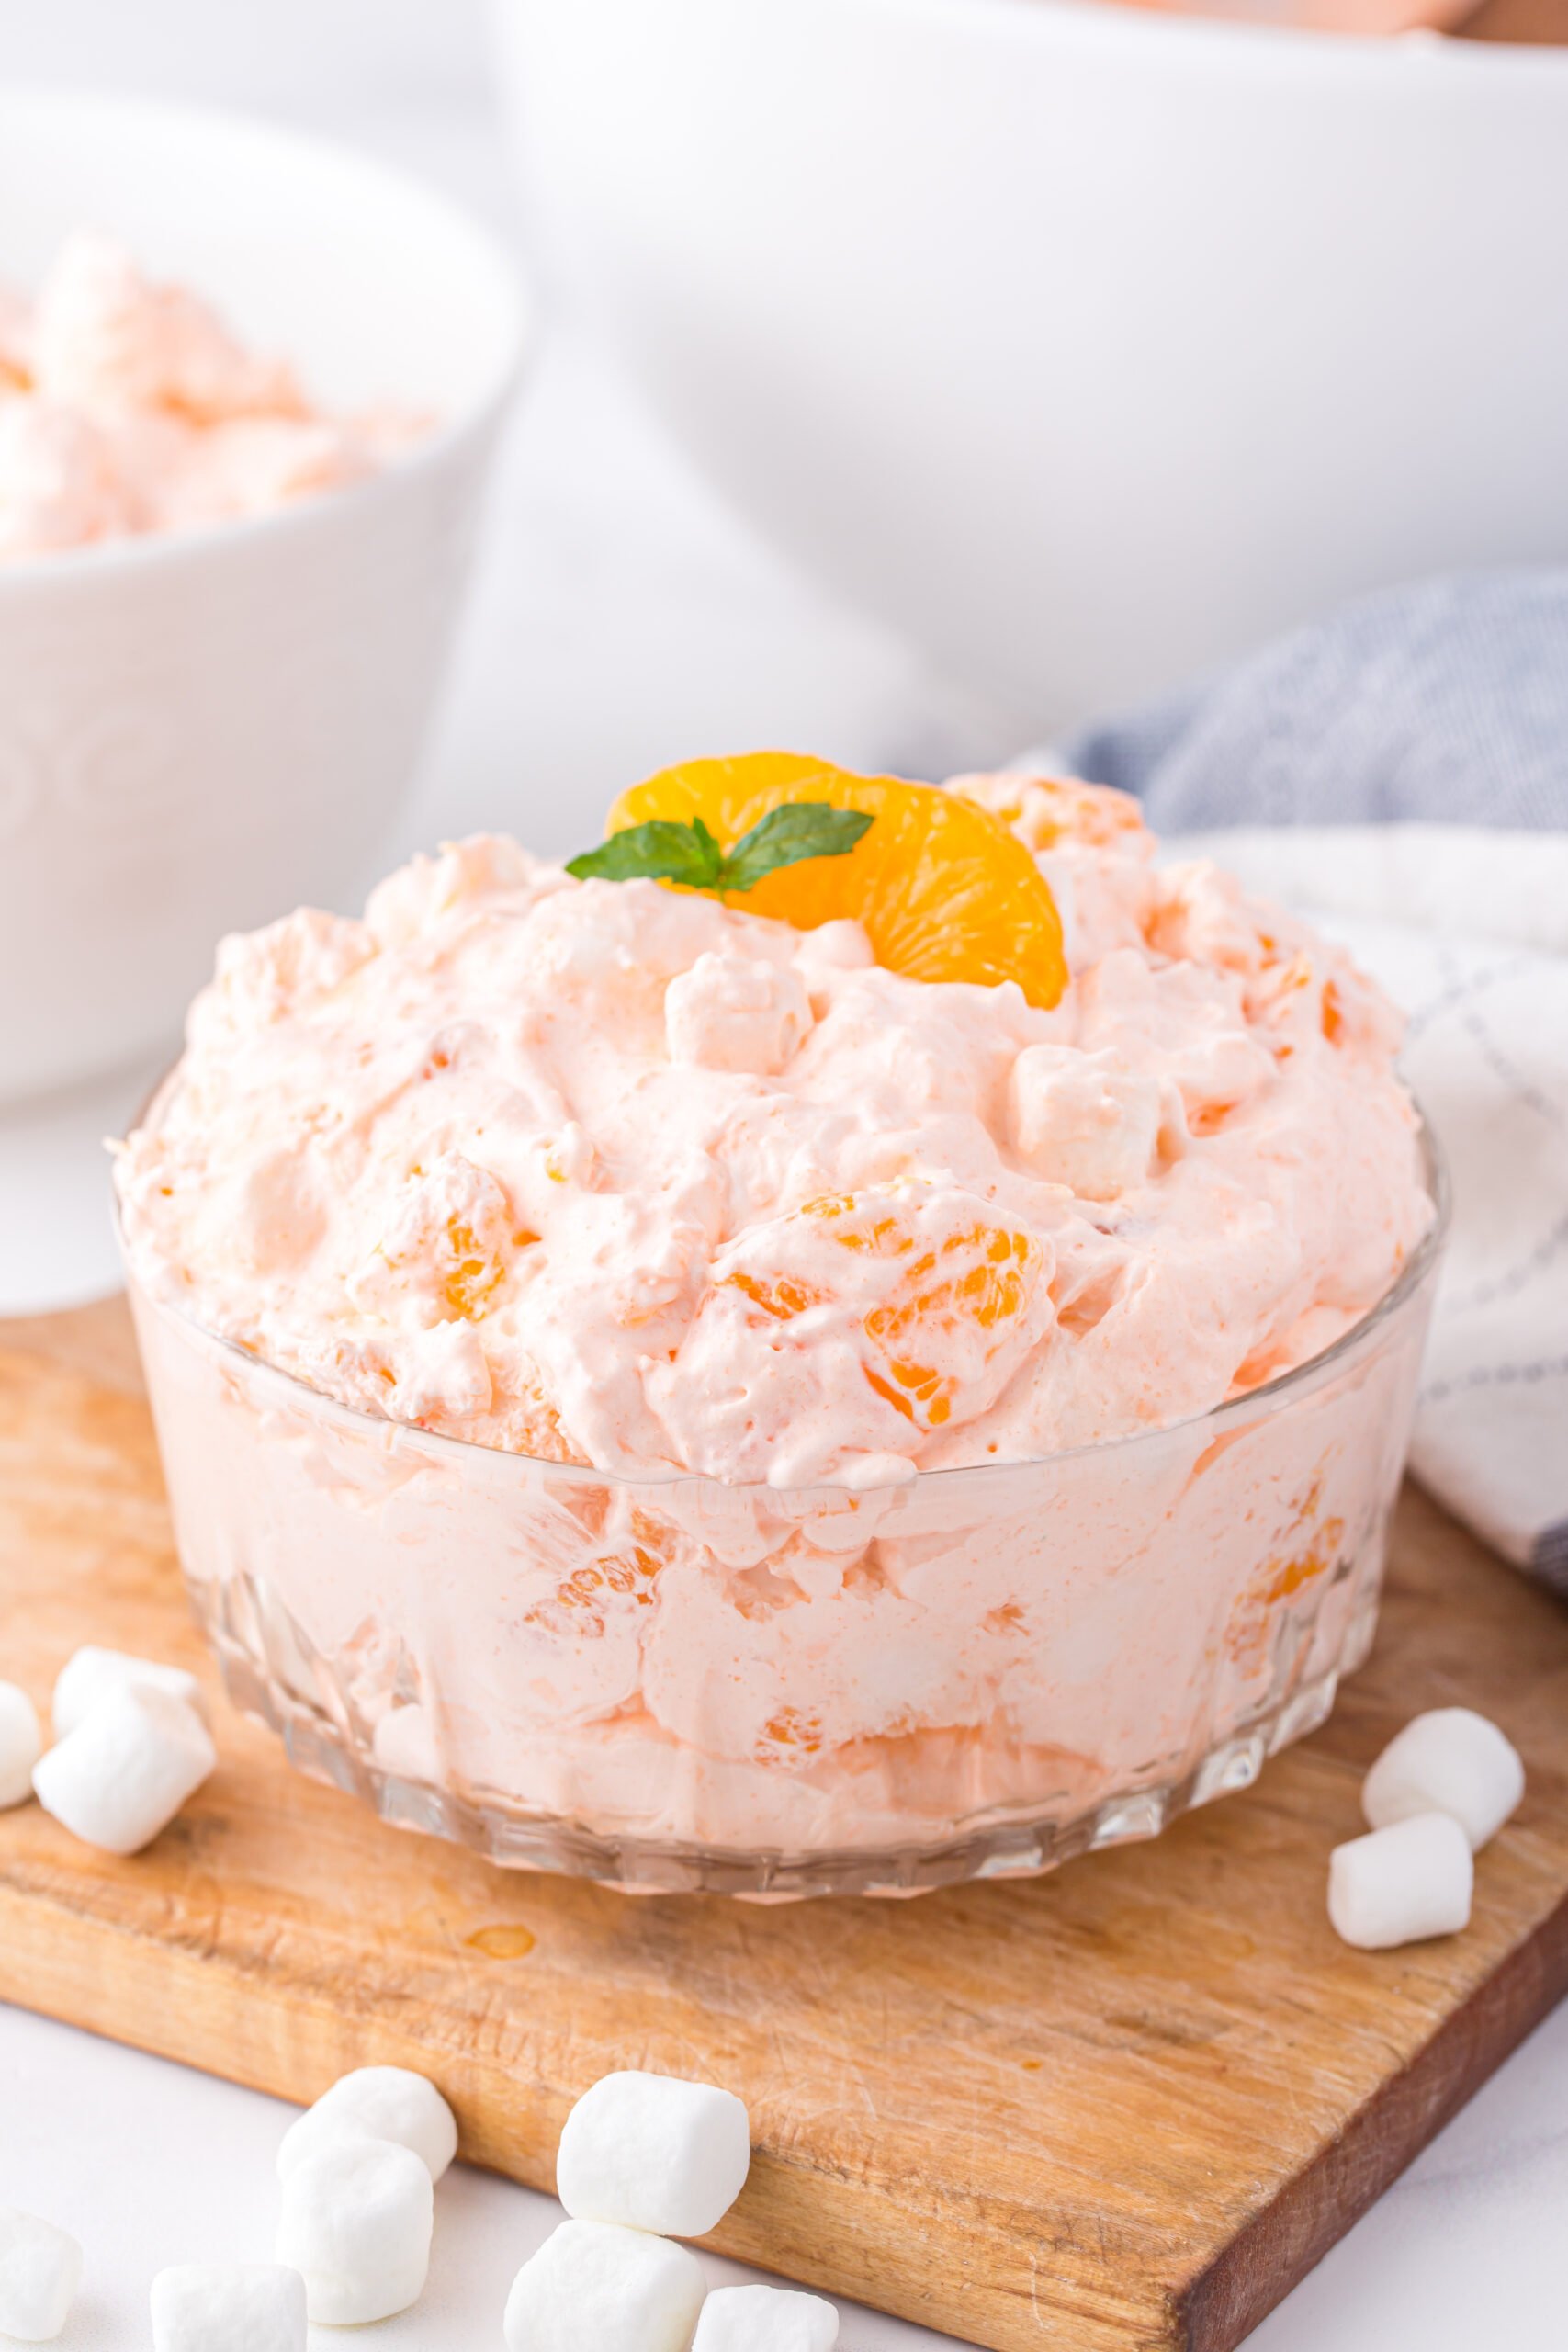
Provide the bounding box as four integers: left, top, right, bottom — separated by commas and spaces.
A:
51, 1645, 206, 1738
275, 2136, 433, 2324
0, 1682, 41, 1808
151, 2263, 306, 2352
694, 2282, 841, 2350
276, 2066, 457, 2185
1362, 1708, 1524, 1851
32, 1683, 215, 1856
0, 2207, 84, 2344
555, 2071, 751, 2238
1328, 1812, 1474, 1951
503, 2219, 707, 2352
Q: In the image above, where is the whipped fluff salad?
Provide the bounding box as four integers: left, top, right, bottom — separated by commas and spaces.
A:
116, 771, 1439, 1880
0, 234, 419, 558
119, 775, 1428, 1480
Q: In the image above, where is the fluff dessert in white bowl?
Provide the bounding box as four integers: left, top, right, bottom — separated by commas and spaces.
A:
0, 90, 526, 1102
0, 232, 425, 560
117, 756, 1444, 1896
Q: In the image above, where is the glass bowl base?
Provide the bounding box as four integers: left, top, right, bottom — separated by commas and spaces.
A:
201, 1589, 1354, 1902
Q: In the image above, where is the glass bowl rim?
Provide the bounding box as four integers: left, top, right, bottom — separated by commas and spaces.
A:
118, 1094, 1448, 1501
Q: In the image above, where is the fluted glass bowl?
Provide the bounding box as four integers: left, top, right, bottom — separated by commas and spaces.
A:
124, 1130, 1445, 1899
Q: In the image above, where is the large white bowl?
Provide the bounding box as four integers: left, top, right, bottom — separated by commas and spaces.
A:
494, 0, 1568, 724
0, 91, 527, 1102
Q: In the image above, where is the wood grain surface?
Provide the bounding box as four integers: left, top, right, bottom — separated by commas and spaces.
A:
1457, 0, 1568, 39
2, 1298, 1565, 2351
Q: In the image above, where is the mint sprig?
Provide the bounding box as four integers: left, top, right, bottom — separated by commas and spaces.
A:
567, 801, 874, 897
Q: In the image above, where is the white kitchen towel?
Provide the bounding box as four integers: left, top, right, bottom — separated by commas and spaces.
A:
1055, 568, 1568, 1591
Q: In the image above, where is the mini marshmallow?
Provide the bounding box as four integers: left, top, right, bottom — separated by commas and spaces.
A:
51, 1644, 206, 1738
1328, 1811, 1474, 1951
151, 2263, 306, 2352
276, 2064, 457, 2184
556, 2069, 750, 2238
1362, 1708, 1524, 1851
0, 1681, 41, 1807
502, 2219, 705, 2352
275, 2135, 433, 2324
665, 952, 812, 1075
694, 2283, 840, 2351
1008, 1046, 1163, 1201
32, 1683, 215, 1855
0, 2208, 83, 2343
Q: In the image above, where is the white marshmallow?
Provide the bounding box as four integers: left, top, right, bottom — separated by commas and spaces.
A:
32, 1684, 216, 1856
666, 952, 812, 1075
51, 1645, 206, 1738
0, 2208, 83, 2343
0, 1681, 41, 1807
1008, 1046, 1163, 1201
151, 2263, 306, 2352
556, 2069, 750, 2238
1328, 1812, 1474, 1951
694, 2283, 840, 2351
276, 2064, 457, 2184
275, 2135, 433, 2324
1362, 1708, 1524, 1851
502, 2219, 705, 2352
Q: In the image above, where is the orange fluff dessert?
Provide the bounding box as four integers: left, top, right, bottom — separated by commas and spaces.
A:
116, 759, 1440, 1890
0, 234, 419, 559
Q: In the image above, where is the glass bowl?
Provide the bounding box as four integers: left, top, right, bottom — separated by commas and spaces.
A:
124, 1130, 1445, 1900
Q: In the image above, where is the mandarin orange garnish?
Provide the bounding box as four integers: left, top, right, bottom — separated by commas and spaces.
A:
599, 751, 1068, 1010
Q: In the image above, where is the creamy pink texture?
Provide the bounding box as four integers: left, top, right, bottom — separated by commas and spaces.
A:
118, 777, 1439, 1867
118, 778, 1429, 1487
0, 235, 418, 559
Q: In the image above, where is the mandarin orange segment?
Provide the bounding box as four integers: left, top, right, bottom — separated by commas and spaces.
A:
810, 1193, 1043, 1429
720, 1187, 1046, 1433
441, 1216, 505, 1321
604, 751, 1067, 1010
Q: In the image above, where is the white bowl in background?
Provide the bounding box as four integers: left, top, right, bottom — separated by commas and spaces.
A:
493, 0, 1568, 728
0, 90, 527, 1103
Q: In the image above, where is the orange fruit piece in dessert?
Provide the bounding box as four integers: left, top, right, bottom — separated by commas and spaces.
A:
442, 1216, 506, 1321
604, 750, 1068, 1011
824, 1194, 1043, 1430
720, 1186, 1047, 1433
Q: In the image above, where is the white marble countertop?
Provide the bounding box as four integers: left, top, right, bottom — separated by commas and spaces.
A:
0, 2, 1562, 2345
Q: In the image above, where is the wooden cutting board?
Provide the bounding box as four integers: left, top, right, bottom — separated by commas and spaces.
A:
2, 1299, 1566, 2352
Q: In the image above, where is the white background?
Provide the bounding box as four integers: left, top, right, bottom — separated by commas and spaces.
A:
1, 4, 1564, 2346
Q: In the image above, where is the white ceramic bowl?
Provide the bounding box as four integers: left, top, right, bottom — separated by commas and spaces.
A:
494, 0, 1568, 724
0, 91, 527, 1103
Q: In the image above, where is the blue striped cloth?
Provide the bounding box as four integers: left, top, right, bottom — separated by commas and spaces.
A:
1066, 569, 1568, 835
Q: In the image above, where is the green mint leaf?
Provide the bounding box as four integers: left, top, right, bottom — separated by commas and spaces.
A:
566, 819, 725, 889
566, 801, 874, 899
690, 815, 724, 870
716, 802, 874, 894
